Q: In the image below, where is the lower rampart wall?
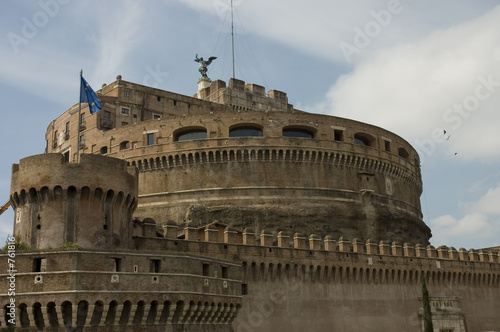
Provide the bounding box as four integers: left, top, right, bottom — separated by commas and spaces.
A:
132, 228, 500, 332
235, 280, 499, 332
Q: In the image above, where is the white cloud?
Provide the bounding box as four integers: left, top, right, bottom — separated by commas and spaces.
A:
320, 5, 500, 161
430, 183, 500, 249
87, 1, 148, 84
463, 185, 500, 216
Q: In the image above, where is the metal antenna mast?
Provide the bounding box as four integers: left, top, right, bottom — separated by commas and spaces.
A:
231, 0, 235, 79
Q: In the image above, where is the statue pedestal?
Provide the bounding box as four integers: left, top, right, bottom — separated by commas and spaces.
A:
197, 78, 211, 99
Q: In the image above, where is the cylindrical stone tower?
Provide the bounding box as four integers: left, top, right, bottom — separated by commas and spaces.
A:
10, 153, 138, 250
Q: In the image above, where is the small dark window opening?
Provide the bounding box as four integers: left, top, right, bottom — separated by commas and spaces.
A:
157, 96, 161, 102
173, 100, 177, 106
119, 141, 130, 150
222, 266, 228, 279
334, 130, 343, 142
114, 258, 122, 272
241, 283, 248, 295
202, 263, 210, 276
150, 259, 161, 273
63, 151, 70, 162
385, 141, 391, 152
33, 258, 46, 272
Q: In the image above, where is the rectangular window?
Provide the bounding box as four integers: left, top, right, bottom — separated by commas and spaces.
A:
104, 111, 111, 120
79, 113, 86, 130
241, 283, 248, 295
150, 259, 161, 273
53, 131, 58, 148
113, 258, 122, 272
384, 141, 391, 152
124, 90, 130, 97
33, 258, 47, 272
334, 129, 343, 142
222, 266, 228, 279
202, 263, 210, 276
65, 122, 70, 138
147, 133, 155, 146
121, 107, 130, 115
63, 151, 70, 162
153, 113, 161, 120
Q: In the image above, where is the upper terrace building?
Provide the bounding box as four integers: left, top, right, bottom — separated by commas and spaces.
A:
46, 75, 430, 245
46, 76, 431, 243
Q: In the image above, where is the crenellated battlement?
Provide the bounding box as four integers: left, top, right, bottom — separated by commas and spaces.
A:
197, 78, 292, 112
138, 221, 500, 264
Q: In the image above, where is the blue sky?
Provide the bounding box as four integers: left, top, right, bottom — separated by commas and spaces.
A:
1, 0, 500, 250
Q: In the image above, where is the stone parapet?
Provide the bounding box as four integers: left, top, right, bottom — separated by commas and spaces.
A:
137, 220, 500, 265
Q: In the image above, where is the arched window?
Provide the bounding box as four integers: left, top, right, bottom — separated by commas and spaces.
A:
229, 125, 263, 137
354, 133, 375, 147
174, 127, 207, 141
282, 126, 315, 138
119, 141, 130, 150
398, 147, 410, 160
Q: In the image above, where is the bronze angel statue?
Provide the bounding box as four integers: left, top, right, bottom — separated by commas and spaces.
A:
195, 54, 217, 79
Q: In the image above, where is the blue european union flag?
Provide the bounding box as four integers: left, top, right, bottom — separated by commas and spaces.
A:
80, 75, 102, 114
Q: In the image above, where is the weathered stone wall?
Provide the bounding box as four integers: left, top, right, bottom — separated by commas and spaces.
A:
10, 154, 138, 250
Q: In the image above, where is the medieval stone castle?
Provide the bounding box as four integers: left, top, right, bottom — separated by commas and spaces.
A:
1, 75, 499, 331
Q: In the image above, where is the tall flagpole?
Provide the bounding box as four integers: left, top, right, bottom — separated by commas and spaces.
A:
231, 0, 235, 79
76, 69, 82, 163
